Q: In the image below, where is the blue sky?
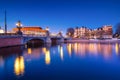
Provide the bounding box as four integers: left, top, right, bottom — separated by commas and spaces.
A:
0, 0, 120, 34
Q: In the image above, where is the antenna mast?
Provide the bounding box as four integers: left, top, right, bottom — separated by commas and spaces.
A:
5, 10, 7, 34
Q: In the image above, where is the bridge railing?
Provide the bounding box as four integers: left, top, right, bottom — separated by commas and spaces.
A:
49, 34, 63, 38
0, 33, 65, 38
22, 34, 47, 37
0, 33, 22, 38
0, 33, 17, 35
22, 34, 63, 37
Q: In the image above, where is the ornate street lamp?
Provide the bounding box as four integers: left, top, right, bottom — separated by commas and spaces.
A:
16, 20, 23, 35
46, 27, 49, 36
46, 27, 49, 31
59, 30, 63, 37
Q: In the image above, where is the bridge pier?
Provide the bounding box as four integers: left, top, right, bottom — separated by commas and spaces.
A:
58, 37, 64, 43
0, 36, 23, 48
45, 37, 52, 43
17, 34, 65, 46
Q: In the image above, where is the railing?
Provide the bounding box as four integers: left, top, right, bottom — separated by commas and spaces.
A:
0, 33, 17, 35
0, 33, 22, 38
23, 34, 63, 37
49, 34, 63, 38
0, 33, 64, 38
23, 34, 47, 37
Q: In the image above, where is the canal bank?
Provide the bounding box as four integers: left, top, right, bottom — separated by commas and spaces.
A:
1, 36, 120, 48
0, 36, 23, 48
66, 38, 120, 43
0, 35, 64, 48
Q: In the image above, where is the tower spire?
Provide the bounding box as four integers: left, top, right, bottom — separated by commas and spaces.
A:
5, 10, 7, 34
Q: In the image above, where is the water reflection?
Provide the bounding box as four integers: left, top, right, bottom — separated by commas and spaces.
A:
1, 43, 120, 80
60, 46, 64, 60
0, 56, 4, 67
28, 48, 32, 54
42, 47, 51, 65
45, 49, 51, 65
23, 47, 42, 60
42, 47, 47, 54
14, 56, 25, 76
67, 43, 113, 59
89, 43, 97, 54
115, 43, 119, 55
67, 44, 72, 57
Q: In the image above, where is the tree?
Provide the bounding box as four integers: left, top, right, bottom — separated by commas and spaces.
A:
97, 27, 104, 39
76, 27, 79, 38
66, 28, 74, 37
115, 22, 120, 35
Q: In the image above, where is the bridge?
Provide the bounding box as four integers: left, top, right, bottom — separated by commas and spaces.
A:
0, 33, 68, 47
22, 33, 64, 44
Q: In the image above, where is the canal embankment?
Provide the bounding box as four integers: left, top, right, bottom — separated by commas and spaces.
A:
66, 38, 120, 43
1, 36, 120, 48
0, 36, 23, 48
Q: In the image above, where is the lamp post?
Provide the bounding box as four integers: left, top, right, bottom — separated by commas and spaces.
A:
4, 10, 7, 34
76, 27, 79, 38
59, 30, 63, 37
16, 20, 23, 35
46, 27, 49, 36
45, 27, 51, 43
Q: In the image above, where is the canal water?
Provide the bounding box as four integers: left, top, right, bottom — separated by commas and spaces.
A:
0, 42, 120, 80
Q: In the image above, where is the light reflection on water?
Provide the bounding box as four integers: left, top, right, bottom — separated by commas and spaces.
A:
14, 56, 25, 76
115, 43, 119, 55
66, 43, 113, 59
67, 43, 72, 57
27, 48, 32, 54
45, 48, 51, 65
60, 45, 64, 61
0, 42, 120, 80
0, 56, 4, 68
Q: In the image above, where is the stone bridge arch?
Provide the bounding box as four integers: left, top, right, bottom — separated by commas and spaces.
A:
23, 37, 46, 45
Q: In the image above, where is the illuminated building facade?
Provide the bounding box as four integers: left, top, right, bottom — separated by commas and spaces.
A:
74, 26, 90, 38
102, 25, 113, 38
12, 26, 47, 36
73, 25, 113, 39
0, 27, 4, 33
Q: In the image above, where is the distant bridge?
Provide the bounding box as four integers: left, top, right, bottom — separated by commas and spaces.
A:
0, 33, 71, 47
22, 33, 65, 44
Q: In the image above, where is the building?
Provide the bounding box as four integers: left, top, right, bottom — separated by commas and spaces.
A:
0, 27, 4, 33
102, 25, 113, 38
74, 26, 90, 39
73, 25, 113, 39
12, 26, 47, 36
91, 25, 113, 39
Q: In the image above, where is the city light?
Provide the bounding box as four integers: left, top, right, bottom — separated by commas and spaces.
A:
14, 56, 25, 76
46, 27, 49, 31
115, 43, 119, 55
28, 48, 32, 54
16, 21, 22, 27
0, 29, 4, 33
60, 46, 64, 60
44, 49, 51, 65
67, 44, 72, 57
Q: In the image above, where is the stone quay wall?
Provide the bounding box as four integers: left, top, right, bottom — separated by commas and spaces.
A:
0, 36, 23, 48
66, 38, 120, 43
